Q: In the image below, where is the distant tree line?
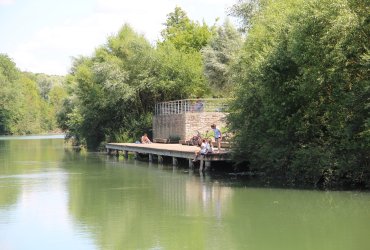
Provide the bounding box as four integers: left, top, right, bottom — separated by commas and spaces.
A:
0, 54, 66, 134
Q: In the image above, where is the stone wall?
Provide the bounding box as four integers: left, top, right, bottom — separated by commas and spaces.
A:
152, 113, 186, 140
153, 112, 227, 141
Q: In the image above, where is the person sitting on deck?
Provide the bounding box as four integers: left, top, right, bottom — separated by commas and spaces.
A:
206, 139, 214, 154
141, 133, 152, 144
192, 139, 208, 162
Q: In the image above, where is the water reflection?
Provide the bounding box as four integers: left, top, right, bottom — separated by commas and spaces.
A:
184, 173, 233, 220
0, 138, 96, 249
0, 137, 66, 211
61, 154, 239, 250
1, 138, 370, 250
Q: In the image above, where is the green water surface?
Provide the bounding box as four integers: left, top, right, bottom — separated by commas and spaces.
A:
0, 137, 369, 250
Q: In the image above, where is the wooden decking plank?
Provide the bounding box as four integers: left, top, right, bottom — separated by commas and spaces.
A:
106, 143, 230, 161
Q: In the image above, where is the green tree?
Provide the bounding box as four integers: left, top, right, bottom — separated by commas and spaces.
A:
59, 20, 213, 149
228, 0, 370, 187
17, 75, 43, 134
160, 6, 214, 53
228, 0, 264, 33
157, 7, 213, 97
202, 20, 242, 96
59, 25, 160, 148
154, 42, 209, 99
0, 54, 67, 135
0, 54, 22, 134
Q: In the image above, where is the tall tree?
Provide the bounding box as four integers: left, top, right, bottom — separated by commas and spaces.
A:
0, 54, 65, 134
59, 25, 166, 148
228, 0, 263, 33
0, 54, 21, 134
202, 20, 242, 96
59, 20, 214, 149
154, 42, 209, 99
157, 6, 213, 97
160, 6, 214, 53
228, 0, 370, 187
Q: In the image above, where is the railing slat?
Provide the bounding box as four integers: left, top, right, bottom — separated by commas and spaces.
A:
155, 99, 228, 115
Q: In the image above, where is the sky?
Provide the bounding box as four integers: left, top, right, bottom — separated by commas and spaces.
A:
0, 0, 237, 75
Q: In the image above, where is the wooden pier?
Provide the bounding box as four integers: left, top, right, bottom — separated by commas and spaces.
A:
105, 143, 231, 170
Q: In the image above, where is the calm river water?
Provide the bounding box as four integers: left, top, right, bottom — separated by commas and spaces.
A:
0, 136, 369, 250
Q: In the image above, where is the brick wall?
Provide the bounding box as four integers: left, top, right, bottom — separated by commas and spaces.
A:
153, 112, 227, 141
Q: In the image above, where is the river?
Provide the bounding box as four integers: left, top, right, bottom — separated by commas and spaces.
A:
0, 136, 369, 250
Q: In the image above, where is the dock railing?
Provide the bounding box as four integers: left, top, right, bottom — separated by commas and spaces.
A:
154, 99, 229, 115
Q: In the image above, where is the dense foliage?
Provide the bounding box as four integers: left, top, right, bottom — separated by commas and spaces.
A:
0, 54, 66, 134
202, 20, 242, 96
58, 10, 214, 149
2, 2, 368, 188
228, 0, 370, 188
160, 6, 214, 53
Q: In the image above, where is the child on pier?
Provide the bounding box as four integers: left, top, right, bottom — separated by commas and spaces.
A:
141, 133, 152, 144
211, 124, 222, 152
207, 139, 214, 154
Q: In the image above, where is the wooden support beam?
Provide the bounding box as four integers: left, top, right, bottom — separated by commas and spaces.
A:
158, 155, 163, 164
115, 150, 120, 157
124, 150, 128, 159
205, 160, 211, 171
149, 154, 153, 162
188, 159, 194, 168
172, 157, 178, 166
199, 156, 204, 172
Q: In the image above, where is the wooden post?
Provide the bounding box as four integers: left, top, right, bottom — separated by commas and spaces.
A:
188, 159, 194, 168
107, 148, 112, 155
115, 150, 119, 157
199, 156, 204, 172
205, 160, 211, 171
124, 150, 128, 159
172, 157, 178, 166
158, 155, 163, 164
149, 154, 153, 162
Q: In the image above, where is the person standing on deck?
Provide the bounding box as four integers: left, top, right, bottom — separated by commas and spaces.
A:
211, 124, 222, 152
